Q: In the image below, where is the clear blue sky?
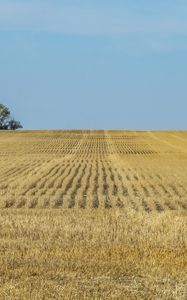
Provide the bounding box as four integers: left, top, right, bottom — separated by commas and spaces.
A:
0, 0, 187, 129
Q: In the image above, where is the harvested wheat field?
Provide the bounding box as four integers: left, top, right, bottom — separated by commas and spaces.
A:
0, 130, 186, 299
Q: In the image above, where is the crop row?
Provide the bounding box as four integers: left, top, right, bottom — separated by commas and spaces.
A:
0, 160, 186, 211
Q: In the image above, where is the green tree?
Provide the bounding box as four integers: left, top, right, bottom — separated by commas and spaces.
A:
0, 104, 22, 130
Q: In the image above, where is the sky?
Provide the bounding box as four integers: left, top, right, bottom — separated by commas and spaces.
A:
0, 0, 187, 130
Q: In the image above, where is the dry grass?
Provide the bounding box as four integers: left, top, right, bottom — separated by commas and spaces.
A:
0, 130, 186, 299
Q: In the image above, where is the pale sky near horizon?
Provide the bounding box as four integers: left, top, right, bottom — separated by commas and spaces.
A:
0, 0, 187, 129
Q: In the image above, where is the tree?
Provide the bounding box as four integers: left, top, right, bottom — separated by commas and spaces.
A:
8, 119, 23, 130
0, 104, 10, 129
0, 104, 22, 130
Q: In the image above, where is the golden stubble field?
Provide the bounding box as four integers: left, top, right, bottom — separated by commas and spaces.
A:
0, 130, 186, 299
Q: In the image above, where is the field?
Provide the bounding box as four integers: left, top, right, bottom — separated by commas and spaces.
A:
0, 130, 186, 299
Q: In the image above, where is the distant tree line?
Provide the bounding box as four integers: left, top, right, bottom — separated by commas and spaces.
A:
0, 104, 22, 130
